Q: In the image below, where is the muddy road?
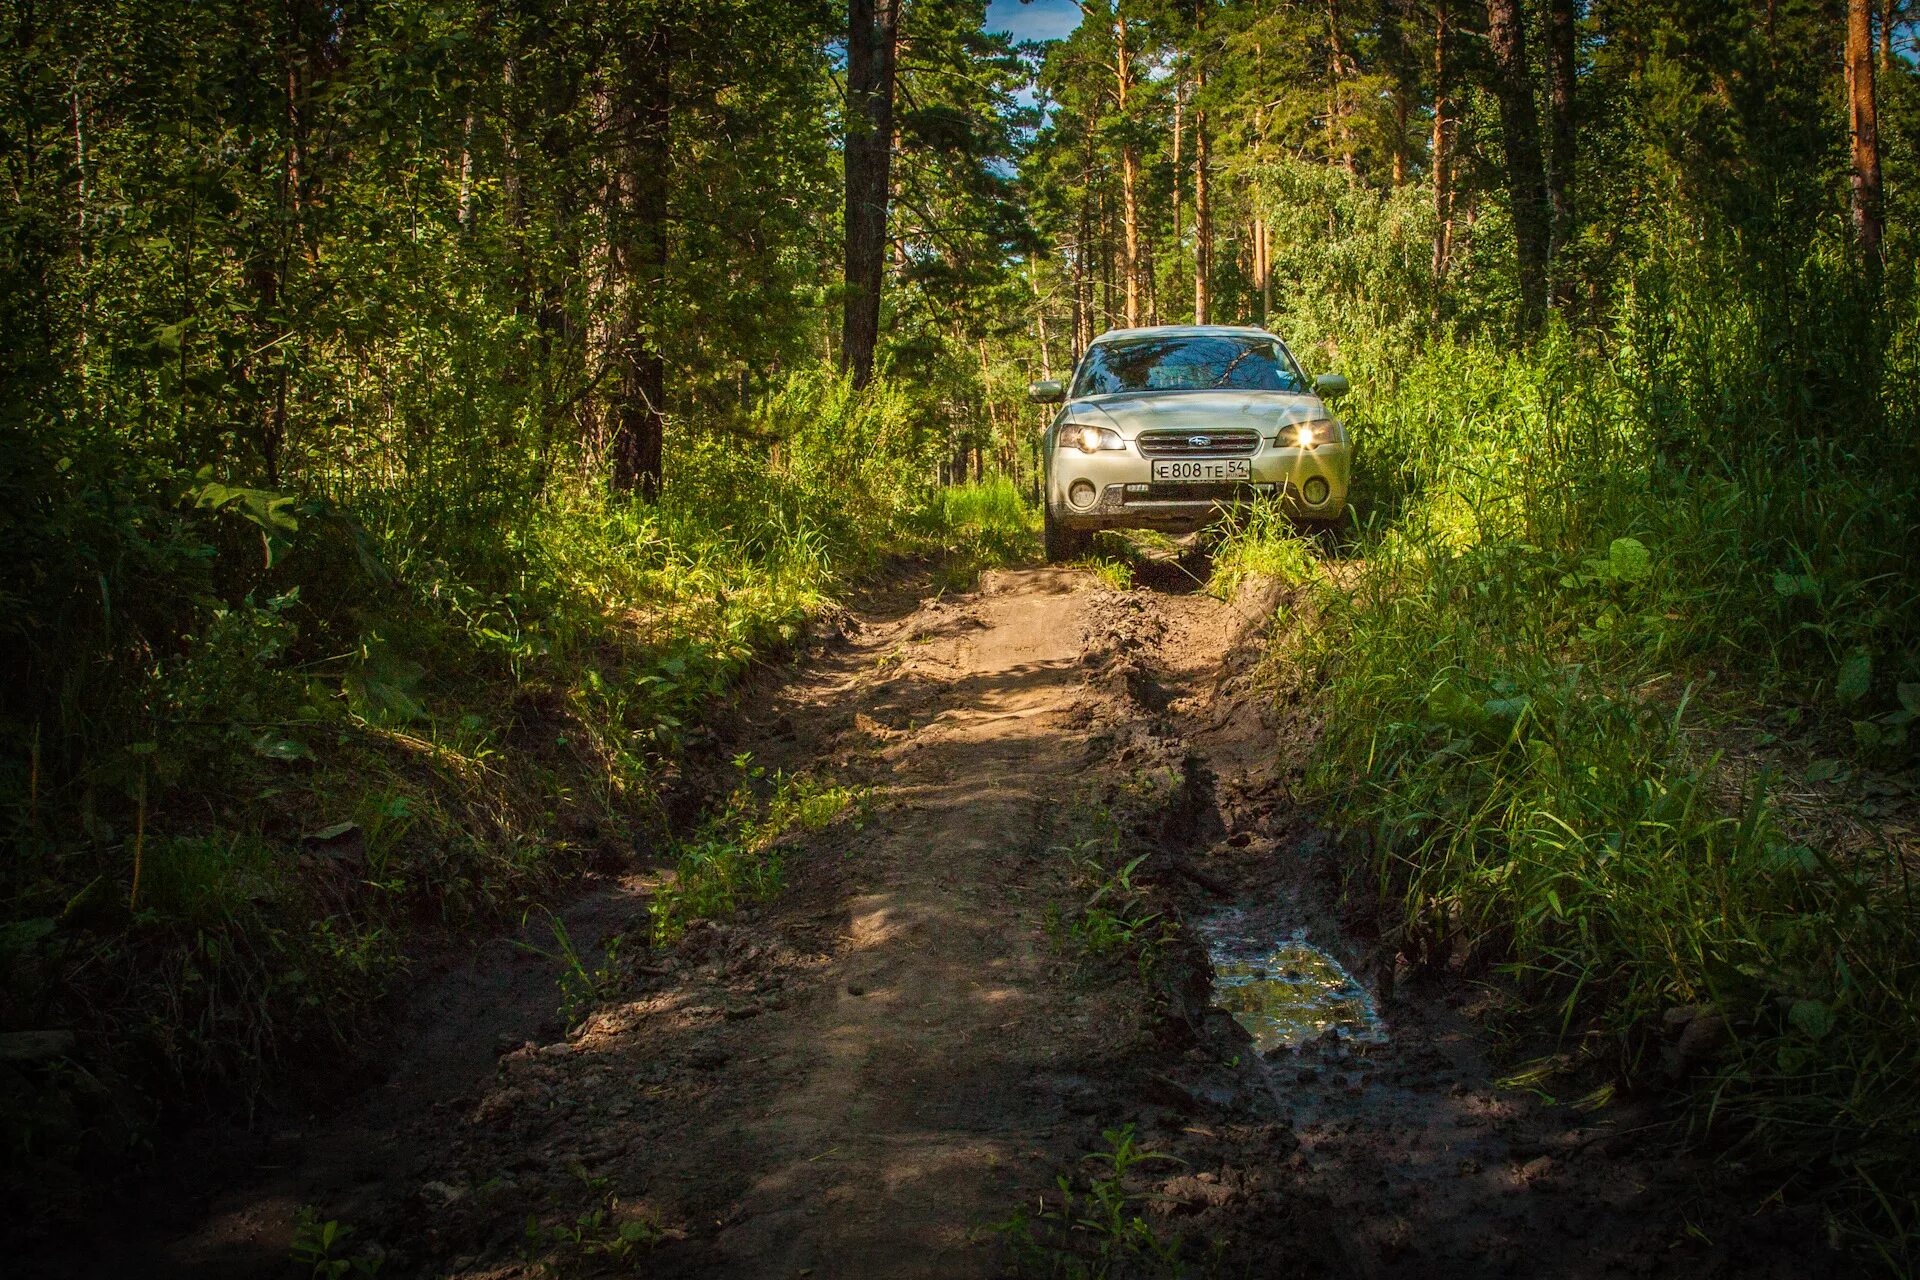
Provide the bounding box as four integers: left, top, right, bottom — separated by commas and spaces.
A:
106, 561, 1838, 1278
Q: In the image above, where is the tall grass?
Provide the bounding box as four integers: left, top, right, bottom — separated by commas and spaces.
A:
1214, 245, 1920, 1255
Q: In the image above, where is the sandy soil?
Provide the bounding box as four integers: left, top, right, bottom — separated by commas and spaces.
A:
72, 558, 1846, 1278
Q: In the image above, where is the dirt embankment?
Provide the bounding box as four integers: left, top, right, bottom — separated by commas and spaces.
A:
83, 561, 1843, 1278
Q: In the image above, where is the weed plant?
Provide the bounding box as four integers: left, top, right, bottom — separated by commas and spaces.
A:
997, 1125, 1187, 1279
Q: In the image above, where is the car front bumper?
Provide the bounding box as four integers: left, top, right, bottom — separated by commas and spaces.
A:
1048, 442, 1351, 530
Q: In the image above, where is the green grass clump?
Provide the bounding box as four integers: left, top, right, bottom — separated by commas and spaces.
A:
649, 763, 868, 945
1206, 499, 1322, 598
927, 476, 1040, 589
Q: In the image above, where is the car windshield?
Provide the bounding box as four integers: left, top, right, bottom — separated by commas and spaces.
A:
1070, 334, 1308, 397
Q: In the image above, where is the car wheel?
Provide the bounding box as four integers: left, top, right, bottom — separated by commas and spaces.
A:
1043, 507, 1092, 563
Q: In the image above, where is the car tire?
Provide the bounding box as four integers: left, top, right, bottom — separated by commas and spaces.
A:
1043, 507, 1092, 563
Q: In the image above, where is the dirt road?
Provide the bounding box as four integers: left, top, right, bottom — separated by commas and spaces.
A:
116, 561, 1839, 1278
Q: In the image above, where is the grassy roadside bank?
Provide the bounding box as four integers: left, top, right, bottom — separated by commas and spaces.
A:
1213, 293, 1920, 1259
0, 362, 1033, 1232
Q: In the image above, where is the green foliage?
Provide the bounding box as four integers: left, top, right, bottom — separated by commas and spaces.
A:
291, 1207, 384, 1279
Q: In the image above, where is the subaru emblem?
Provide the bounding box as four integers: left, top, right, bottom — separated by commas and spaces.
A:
1188, 435, 1211, 446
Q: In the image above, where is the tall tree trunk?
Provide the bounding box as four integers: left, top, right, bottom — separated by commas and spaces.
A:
1114, 8, 1142, 328
1327, 0, 1356, 172
1171, 85, 1184, 302
1193, 74, 1212, 324
841, 0, 899, 389
1484, 0, 1549, 332
1432, 0, 1454, 281
1382, 0, 1412, 186
610, 23, 670, 498
1100, 186, 1115, 330
1073, 191, 1092, 360
1880, 0, 1894, 68
1256, 218, 1271, 321
1847, 0, 1883, 261
1544, 0, 1576, 310
1029, 258, 1053, 381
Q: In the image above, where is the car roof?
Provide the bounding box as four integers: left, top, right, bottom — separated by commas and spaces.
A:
1089, 324, 1277, 344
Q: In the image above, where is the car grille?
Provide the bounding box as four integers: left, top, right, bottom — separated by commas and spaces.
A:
1135, 428, 1260, 457
1132, 482, 1266, 503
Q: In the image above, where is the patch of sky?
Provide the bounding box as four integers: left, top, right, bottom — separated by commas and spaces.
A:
983, 0, 1082, 44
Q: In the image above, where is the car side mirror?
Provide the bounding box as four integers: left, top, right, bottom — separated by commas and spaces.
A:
1314, 373, 1351, 400
1028, 380, 1065, 404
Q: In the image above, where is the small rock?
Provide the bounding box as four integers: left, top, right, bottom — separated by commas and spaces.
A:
537, 1042, 572, 1059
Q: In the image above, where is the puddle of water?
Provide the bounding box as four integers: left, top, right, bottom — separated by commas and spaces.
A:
1197, 913, 1386, 1054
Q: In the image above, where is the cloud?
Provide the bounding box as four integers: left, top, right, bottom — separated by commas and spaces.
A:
984, 0, 1082, 44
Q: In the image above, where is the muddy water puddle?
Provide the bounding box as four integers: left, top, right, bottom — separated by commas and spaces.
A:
1197, 912, 1386, 1054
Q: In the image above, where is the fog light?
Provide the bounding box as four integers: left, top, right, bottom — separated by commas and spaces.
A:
1303, 476, 1331, 505
1068, 479, 1097, 510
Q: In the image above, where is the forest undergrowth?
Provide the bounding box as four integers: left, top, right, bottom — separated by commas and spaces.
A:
0, 365, 1034, 1228
1213, 240, 1920, 1261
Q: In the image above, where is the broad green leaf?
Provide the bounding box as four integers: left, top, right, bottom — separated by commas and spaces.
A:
1805, 759, 1840, 783
1787, 999, 1832, 1041
1772, 571, 1816, 598
1835, 652, 1872, 706
1606, 537, 1651, 583
1899, 682, 1920, 716
1426, 679, 1483, 726
251, 732, 314, 762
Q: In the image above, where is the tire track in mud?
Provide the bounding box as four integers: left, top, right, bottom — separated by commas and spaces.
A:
103, 561, 1842, 1279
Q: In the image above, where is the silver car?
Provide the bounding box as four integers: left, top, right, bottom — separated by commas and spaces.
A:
1029, 325, 1352, 562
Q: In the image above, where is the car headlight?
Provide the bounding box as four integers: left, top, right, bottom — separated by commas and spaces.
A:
1059, 423, 1126, 453
1275, 418, 1338, 449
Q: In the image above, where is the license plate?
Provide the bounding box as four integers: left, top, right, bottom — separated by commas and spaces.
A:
1150, 458, 1251, 482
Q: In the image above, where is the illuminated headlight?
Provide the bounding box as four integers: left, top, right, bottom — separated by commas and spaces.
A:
1059, 423, 1126, 453
1278, 418, 1337, 449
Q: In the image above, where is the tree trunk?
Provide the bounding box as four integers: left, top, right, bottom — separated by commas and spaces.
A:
1847, 0, 1883, 261
1484, 0, 1549, 332
1194, 75, 1212, 325
1544, 0, 1576, 310
1029, 258, 1053, 381
1100, 186, 1114, 330
610, 23, 670, 498
1171, 86, 1183, 301
1431, 0, 1454, 281
1113, 8, 1142, 327
1327, 0, 1356, 173
841, 0, 900, 390
1880, 0, 1893, 68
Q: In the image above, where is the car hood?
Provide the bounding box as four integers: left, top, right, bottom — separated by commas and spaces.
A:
1069, 390, 1330, 436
